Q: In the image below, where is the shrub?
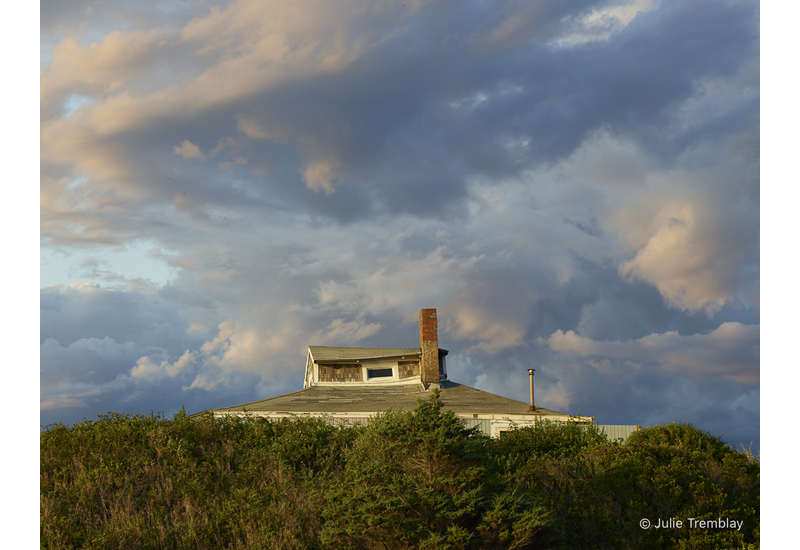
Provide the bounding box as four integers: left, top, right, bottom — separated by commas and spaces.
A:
41, 409, 759, 550
510, 425, 760, 550
40, 410, 354, 549
489, 418, 609, 469
627, 422, 732, 460
321, 390, 551, 550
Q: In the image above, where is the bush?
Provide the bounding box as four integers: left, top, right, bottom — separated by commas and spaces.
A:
40, 409, 355, 550
508, 423, 760, 550
320, 390, 552, 550
41, 408, 759, 550
627, 422, 733, 460
489, 418, 609, 467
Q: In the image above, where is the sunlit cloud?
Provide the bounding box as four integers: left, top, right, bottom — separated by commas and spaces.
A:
40, 0, 759, 451
173, 140, 206, 161
540, 322, 759, 386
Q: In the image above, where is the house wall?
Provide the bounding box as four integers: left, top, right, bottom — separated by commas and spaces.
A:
597, 424, 642, 444
304, 353, 314, 388
318, 364, 363, 383
214, 411, 637, 444
214, 410, 593, 439
461, 417, 492, 435
315, 359, 422, 384
471, 419, 640, 441
457, 415, 595, 438
398, 361, 420, 379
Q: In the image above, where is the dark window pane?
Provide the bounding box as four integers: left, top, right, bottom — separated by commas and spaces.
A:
367, 368, 393, 379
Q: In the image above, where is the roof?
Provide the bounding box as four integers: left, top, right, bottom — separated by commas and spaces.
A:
211, 380, 571, 418
309, 346, 423, 362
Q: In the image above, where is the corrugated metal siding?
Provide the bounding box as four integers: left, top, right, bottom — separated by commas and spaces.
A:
598, 424, 641, 443
461, 418, 492, 436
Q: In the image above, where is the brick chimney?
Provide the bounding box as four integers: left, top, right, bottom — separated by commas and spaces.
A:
420, 309, 439, 387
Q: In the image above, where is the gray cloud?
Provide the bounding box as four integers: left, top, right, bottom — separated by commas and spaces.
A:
39, 284, 295, 428
42, 0, 758, 223
41, 0, 760, 452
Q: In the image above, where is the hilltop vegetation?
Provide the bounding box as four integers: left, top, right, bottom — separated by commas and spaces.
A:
41, 393, 759, 549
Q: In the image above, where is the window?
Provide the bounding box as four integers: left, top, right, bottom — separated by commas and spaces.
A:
367, 368, 393, 380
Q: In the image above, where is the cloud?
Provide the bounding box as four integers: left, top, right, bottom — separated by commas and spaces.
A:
130, 350, 196, 379
619, 206, 726, 313
311, 318, 383, 345
41, 28, 174, 112
41, 394, 91, 411
303, 159, 339, 194
446, 278, 532, 353
39, 284, 292, 426
313, 245, 483, 318
41, 0, 758, 234
539, 322, 759, 386
40, 0, 759, 452
471, 0, 638, 53
173, 140, 206, 161
612, 176, 758, 314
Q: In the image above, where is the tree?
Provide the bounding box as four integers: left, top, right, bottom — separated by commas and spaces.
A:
321, 390, 551, 550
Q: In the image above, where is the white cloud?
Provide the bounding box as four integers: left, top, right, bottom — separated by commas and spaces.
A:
310, 317, 383, 345
39, 0, 759, 451
182, 373, 230, 393
199, 320, 299, 372
41, 29, 174, 109
173, 140, 206, 161
619, 205, 730, 313
130, 350, 196, 380
41, 394, 91, 411
539, 322, 759, 386
314, 245, 483, 318
303, 159, 339, 194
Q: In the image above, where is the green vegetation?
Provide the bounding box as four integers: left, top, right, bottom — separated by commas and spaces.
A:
321, 392, 550, 549
41, 394, 759, 549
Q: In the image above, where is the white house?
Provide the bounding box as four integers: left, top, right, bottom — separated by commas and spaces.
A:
208, 309, 595, 437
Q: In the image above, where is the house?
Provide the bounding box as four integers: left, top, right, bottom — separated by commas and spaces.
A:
208, 309, 594, 437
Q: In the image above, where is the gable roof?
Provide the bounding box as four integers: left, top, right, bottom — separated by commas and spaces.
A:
309, 345, 423, 362
211, 380, 571, 418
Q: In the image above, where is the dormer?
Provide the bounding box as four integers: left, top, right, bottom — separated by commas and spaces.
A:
302, 346, 448, 388
303, 309, 448, 389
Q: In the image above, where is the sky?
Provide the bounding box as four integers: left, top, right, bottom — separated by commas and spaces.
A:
39, 0, 762, 453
